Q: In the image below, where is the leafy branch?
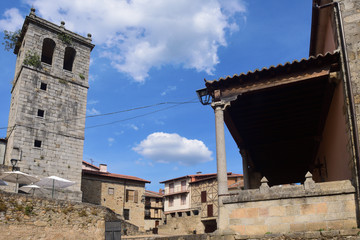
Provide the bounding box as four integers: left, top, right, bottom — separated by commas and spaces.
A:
2, 30, 21, 51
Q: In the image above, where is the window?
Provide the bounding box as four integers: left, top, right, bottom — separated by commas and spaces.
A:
201, 191, 207, 203
181, 180, 186, 191
207, 204, 213, 217
156, 198, 159, 203
126, 190, 134, 202
126, 190, 138, 203
41, 38, 56, 65
34, 140, 42, 148
63, 47, 76, 71
40, 82, 47, 91
108, 187, 114, 195
37, 109, 44, 117
155, 209, 158, 214
169, 196, 174, 207
169, 183, 174, 193
123, 209, 129, 220
181, 194, 186, 205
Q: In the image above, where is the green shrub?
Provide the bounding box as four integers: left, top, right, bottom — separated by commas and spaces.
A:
24, 205, 33, 216
23, 51, 41, 68
58, 33, 72, 45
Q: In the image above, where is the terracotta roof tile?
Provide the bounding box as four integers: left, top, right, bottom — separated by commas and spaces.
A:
205, 51, 340, 89
82, 160, 100, 170
82, 169, 151, 183
145, 190, 164, 198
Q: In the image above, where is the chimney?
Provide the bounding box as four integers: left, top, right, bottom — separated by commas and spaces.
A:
159, 188, 164, 194
99, 164, 107, 172
196, 171, 202, 175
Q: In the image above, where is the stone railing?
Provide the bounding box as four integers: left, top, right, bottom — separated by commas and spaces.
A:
223, 173, 357, 236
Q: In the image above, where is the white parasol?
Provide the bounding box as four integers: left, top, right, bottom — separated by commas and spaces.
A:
0, 179, 8, 186
0, 171, 39, 192
19, 184, 46, 196
36, 176, 75, 198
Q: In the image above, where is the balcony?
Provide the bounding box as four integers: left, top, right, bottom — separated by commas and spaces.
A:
164, 186, 189, 196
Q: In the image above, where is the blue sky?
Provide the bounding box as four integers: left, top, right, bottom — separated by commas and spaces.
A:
0, 0, 312, 192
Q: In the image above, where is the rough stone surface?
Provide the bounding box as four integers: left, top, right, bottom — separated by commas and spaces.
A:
3, 11, 94, 201
0, 190, 126, 240
224, 180, 357, 236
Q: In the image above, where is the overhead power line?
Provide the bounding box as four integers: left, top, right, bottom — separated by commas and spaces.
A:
0, 98, 199, 132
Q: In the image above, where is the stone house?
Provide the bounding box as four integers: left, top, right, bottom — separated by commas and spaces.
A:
144, 189, 164, 231
81, 161, 150, 231
159, 172, 242, 235
1, 8, 94, 201
197, 0, 360, 236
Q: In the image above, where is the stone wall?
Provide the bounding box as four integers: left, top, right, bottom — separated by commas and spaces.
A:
0, 190, 121, 240
82, 175, 146, 231
222, 178, 357, 236
339, 0, 360, 131
158, 211, 204, 235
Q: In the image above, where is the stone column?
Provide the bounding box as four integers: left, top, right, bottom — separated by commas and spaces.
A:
212, 101, 229, 196
212, 101, 229, 233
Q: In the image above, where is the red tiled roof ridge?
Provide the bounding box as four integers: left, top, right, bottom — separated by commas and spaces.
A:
82, 160, 100, 170
145, 190, 164, 197
82, 169, 151, 183
160, 172, 242, 183
205, 51, 340, 85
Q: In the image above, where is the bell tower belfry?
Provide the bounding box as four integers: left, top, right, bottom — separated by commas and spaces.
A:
4, 8, 94, 201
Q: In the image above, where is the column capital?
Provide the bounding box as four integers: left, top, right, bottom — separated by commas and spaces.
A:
211, 100, 230, 111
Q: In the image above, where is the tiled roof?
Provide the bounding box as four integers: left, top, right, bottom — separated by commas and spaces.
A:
145, 190, 164, 198
205, 51, 340, 89
160, 172, 242, 184
190, 173, 243, 184
82, 160, 100, 170
82, 169, 151, 183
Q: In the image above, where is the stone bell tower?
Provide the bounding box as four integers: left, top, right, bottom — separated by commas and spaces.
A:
4, 8, 94, 201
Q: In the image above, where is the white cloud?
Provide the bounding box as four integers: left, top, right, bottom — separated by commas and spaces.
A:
6, 0, 246, 82
0, 8, 24, 31
130, 124, 139, 131
108, 137, 115, 146
133, 132, 213, 165
86, 107, 100, 115
87, 100, 99, 105
161, 86, 177, 96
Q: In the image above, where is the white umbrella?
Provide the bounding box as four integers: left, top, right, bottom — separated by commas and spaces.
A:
0, 171, 39, 192
19, 184, 46, 196
0, 180, 8, 186
36, 176, 75, 198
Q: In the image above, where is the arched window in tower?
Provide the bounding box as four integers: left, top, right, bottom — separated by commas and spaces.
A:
41, 38, 56, 65
63, 47, 76, 71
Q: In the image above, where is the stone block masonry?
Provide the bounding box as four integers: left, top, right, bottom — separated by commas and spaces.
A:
223, 180, 357, 236
4, 9, 94, 201
0, 190, 122, 240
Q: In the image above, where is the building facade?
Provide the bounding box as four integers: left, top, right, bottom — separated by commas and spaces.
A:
144, 190, 164, 231
2, 8, 94, 201
81, 161, 150, 231
159, 172, 243, 234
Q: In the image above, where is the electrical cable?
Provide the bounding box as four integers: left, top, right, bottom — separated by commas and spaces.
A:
0, 98, 198, 134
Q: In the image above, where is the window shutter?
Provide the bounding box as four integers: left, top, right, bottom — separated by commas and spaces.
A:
134, 190, 138, 203
201, 191, 207, 203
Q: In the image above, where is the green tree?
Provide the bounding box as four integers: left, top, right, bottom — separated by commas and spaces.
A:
2, 30, 21, 51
